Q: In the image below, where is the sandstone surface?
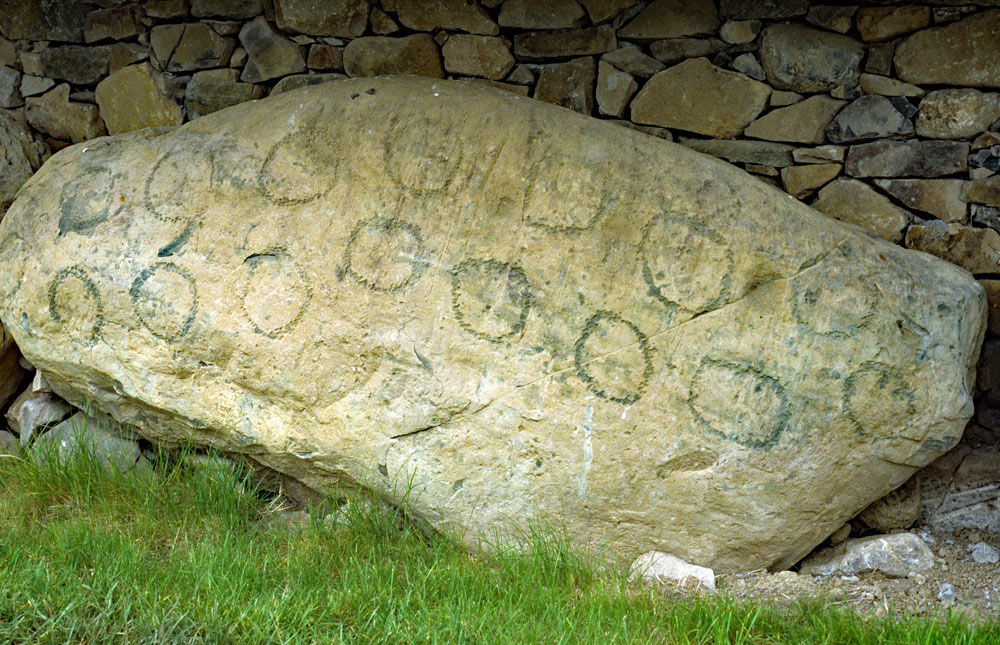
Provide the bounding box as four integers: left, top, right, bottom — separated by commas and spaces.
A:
0, 77, 986, 573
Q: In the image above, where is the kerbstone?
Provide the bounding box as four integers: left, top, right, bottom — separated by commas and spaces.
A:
0, 76, 984, 574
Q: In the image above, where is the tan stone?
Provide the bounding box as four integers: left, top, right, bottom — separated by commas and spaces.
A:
769, 90, 802, 107
344, 35, 444, 78
895, 11, 1000, 88
857, 478, 921, 531
498, 0, 586, 29
979, 280, 1000, 336
619, 0, 719, 40
780, 163, 841, 199
681, 138, 795, 167
859, 74, 923, 98
648, 37, 725, 65
84, 5, 142, 43
271, 73, 346, 95
370, 7, 400, 35
578, 0, 638, 24
109, 42, 151, 74
513, 27, 616, 61
964, 176, 1000, 208
274, 0, 372, 38
150, 23, 232, 72
0, 76, 985, 575
719, 20, 760, 44
144, 0, 188, 20
95, 64, 183, 135
915, 89, 1000, 140
240, 16, 306, 83
906, 221, 1000, 275
191, 0, 264, 19
442, 36, 514, 81
596, 60, 637, 118
25, 84, 105, 143
631, 57, 770, 138
397, 0, 498, 35
811, 178, 909, 242
307, 44, 343, 71
744, 96, 846, 145
806, 5, 857, 34
855, 6, 931, 43
875, 179, 967, 223
534, 57, 595, 115
186, 68, 267, 120
793, 145, 845, 164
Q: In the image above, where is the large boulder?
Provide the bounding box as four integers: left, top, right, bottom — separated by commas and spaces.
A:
0, 77, 985, 573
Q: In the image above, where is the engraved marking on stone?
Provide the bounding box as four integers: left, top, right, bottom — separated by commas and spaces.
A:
843, 361, 916, 435
240, 249, 312, 339
342, 216, 428, 293
656, 449, 718, 478
640, 213, 734, 324
259, 129, 338, 205
58, 167, 124, 236
522, 157, 613, 233
687, 357, 788, 450
0, 232, 27, 303
451, 258, 533, 343
791, 271, 876, 339
130, 262, 198, 341
48, 266, 104, 341
144, 146, 214, 223
574, 311, 653, 405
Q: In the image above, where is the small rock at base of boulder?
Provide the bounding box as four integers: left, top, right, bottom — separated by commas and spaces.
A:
5, 389, 74, 445
811, 178, 909, 242
969, 542, 999, 564
801, 532, 935, 578
857, 477, 921, 531
915, 89, 1000, 140
629, 552, 716, 590
33, 411, 149, 474
829, 522, 852, 546
343, 34, 444, 78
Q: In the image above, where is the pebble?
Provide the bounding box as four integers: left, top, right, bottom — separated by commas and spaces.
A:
969, 542, 1000, 564
938, 583, 957, 603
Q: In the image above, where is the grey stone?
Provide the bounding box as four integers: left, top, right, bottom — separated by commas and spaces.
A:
0, 65, 21, 109
811, 178, 909, 243
240, 16, 306, 83
596, 60, 636, 118
150, 24, 232, 73
904, 220, 1000, 275
442, 35, 514, 81
759, 24, 863, 93
806, 5, 857, 34
619, 0, 719, 40
938, 583, 958, 603
0, 109, 46, 212
865, 42, 894, 76
915, 89, 1000, 140
534, 56, 595, 115
343, 35, 444, 78
969, 542, 999, 564
875, 179, 967, 223
513, 27, 616, 61
5, 389, 73, 445
498, 0, 587, 29
889, 96, 917, 120
0, 430, 17, 457
602, 46, 665, 78
186, 68, 267, 120
191, 0, 265, 19
274, 0, 372, 38
970, 146, 1000, 173
845, 140, 970, 178
396, 0, 498, 35
41, 45, 112, 85
719, 0, 808, 20
679, 138, 795, 167
25, 83, 105, 143
895, 11, 1000, 88
972, 204, 1000, 232
801, 533, 935, 578
859, 74, 923, 98
271, 72, 346, 95
1, 0, 90, 42
648, 38, 725, 65
34, 411, 149, 474
629, 551, 716, 590
84, 5, 142, 43
918, 447, 1000, 533
793, 145, 845, 164
731, 53, 764, 81
826, 96, 913, 144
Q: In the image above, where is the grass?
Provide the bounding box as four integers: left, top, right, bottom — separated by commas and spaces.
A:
0, 441, 998, 644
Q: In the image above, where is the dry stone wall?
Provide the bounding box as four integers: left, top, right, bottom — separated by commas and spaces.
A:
0, 0, 999, 532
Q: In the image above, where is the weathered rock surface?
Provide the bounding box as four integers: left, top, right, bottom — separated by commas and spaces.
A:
629, 552, 716, 590
805, 5, 856, 34
681, 138, 795, 166
720, 0, 808, 20
0, 77, 986, 573
42, 45, 112, 85
192, 0, 265, 19
25, 84, 105, 143
602, 46, 664, 79
780, 163, 840, 199
240, 16, 306, 83
648, 37, 725, 65
811, 178, 909, 242
918, 447, 1000, 533
34, 411, 150, 473
274, 0, 371, 38
535, 57, 595, 115
825, 95, 913, 144
150, 24, 232, 73
186, 68, 267, 120
596, 61, 636, 118
618, 0, 719, 40
513, 27, 616, 61
855, 6, 930, 43
271, 73, 346, 95
915, 89, 1000, 140
1, 110, 47, 211
744, 95, 845, 144
95, 64, 183, 135
6, 388, 73, 445
631, 57, 770, 138
801, 533, 935, 578
498, 0, 586, 29
905, 221, 1000, 275
758, 24, 863, 93
845, 140, 969, 178
442, 35, 514, 81
1, 0, 90, 41
874, 179, 967, 223
396, 0, 498, 36
0, 65, 22, 109
894, 11, 1000, 89
344, 35, 444, 78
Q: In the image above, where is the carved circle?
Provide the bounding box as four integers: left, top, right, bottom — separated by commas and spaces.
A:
259, 130, 338, 205
48, 266, 104, 341
450, 258, 533, 343
240, 250, 312, 339
574, 311, 654, 405
130, 262, 199, 341
342, 216, 428, 293
144, 146, 213, 223
843, 361, 916, 435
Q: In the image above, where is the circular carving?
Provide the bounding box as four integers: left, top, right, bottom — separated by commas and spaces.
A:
259, 130, 338, 205
383, 115, 469, 194
687, 357, 788, 450
523, 160, 611, 233
450, 258, 533, 343
843, 361, 916, 435
58, 167, 123, 236
240, 250, 312, 339
342, 216, 428, 293
48, 266, 104, 341
640, 213, 734, 323
574, 311, 654, 405
790, 265, 878, 339
144, 146, 213, 223
130, 262, 199, 341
